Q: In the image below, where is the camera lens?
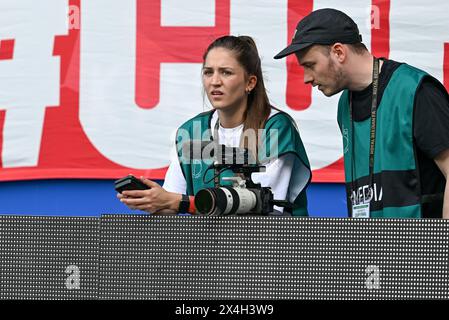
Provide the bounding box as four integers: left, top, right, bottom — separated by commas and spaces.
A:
195, 188, 230, 215
195, 187, 257, 215
195, 189, 216, 215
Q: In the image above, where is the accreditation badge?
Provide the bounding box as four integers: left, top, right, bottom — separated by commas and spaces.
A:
352, 202, 370, 218
351, 187, 372, 218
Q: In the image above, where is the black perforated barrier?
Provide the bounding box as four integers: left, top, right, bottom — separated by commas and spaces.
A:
0, 216, 99, 299
99, 215, 449, 300
1, 215, 448, 299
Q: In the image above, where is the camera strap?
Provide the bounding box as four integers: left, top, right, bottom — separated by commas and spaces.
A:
213, 120, 220, 188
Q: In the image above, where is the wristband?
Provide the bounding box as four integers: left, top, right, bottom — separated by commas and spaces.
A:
188, 196, 196, 214
178, 194, 190, 213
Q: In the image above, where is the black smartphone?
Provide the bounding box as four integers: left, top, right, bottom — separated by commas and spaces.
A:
114, 175, 150, 193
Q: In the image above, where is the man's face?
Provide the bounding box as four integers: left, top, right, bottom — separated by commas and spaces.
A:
295, 45, 345, 97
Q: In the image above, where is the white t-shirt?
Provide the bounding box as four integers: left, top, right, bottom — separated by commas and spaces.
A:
163, 110, 310, 214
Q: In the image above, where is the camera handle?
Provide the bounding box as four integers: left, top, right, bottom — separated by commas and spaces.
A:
222, 176, 247, 188
224, 177, 295, 210
271, 200, 295, 210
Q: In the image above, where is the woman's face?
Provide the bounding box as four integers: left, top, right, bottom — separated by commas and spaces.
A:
202, 47, 254, 112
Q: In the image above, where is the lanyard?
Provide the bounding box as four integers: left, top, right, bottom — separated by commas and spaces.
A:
349, 58, 380, 206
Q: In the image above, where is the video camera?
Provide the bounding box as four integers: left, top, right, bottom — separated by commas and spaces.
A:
185, 141, 292, 215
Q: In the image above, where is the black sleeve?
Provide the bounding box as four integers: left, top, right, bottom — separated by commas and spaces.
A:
413, 78, 449, 159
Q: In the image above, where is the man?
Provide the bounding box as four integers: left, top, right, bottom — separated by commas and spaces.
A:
274, 8, 449, 218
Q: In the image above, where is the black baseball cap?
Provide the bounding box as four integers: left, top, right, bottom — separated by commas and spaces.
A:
274, 8, 362, 59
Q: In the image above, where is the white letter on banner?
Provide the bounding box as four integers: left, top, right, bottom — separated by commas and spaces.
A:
161, 0, 214, 26
231, 0, 371, 170
80, 1, 211, 168
390, 0, 449, 83
230, 0, 372, 170
0, 0, 68, 168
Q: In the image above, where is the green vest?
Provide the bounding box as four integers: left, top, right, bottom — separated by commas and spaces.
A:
338, 64, 430, 218
175, 109, 311, 216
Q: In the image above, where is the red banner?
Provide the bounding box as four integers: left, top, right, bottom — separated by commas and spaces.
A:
0, 0, 448, 182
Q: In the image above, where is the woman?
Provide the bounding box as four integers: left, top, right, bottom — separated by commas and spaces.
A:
118, 35, 311, 216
